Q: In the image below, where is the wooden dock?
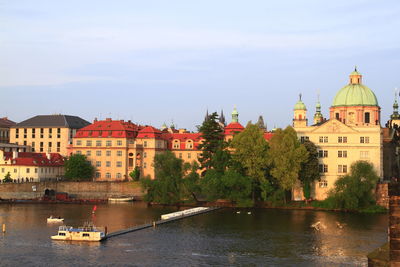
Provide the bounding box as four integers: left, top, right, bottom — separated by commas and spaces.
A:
106, 206, 221, 239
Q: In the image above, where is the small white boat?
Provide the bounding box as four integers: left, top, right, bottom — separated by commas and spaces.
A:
51, 222, 106, 242
47, 216, 64, 223
108, 196, 134, 202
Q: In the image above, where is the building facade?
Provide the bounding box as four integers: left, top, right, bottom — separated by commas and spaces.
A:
0, 117, 16, 143
293, 68, 385, 200
10, 114, 90, 156
69, 109, 273, 181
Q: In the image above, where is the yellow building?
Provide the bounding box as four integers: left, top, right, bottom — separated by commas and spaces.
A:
0, 117, 16, 143
10, 114, 90, 156
0, 149, 64, 183
292, 68, 384, 200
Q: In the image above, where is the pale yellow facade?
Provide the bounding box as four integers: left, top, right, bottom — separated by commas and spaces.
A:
10, 127, 76, 156
293, 119, 382, 200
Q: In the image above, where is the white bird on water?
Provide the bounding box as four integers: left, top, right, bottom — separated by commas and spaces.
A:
236, 211, 241, 214
247, 212, 251, 215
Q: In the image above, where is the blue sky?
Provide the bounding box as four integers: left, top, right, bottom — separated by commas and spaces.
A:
1, 0, 399, 130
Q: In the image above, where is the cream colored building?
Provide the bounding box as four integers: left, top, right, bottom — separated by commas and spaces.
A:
10, 115, 90, 156
292, 68, 384, 200
0, 149, 64, 183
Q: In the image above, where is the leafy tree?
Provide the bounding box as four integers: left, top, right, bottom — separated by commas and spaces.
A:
3, 172, 12, 183
267, 126, 308, 201
200, 169, 224, 201
198, 112, 227, 171
64, 154, 95, 181
182, 161, 202, 203
141, 151, 185, 205
230, 123, 269, 201
220, 170, 253, 207
328, 161, 380, 210
298, 140, 320, 200
129, 166, 141, 181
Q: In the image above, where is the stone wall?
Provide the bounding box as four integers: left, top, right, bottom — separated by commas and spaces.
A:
376, 182, 389, 209
0, 181, 144, 200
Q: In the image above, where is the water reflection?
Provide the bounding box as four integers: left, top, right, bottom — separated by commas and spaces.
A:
0, 203, 388, 266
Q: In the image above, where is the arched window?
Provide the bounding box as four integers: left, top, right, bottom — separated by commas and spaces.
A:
173, 139, 180, 149
364, 112, 370, 124
186, 140, 193, 149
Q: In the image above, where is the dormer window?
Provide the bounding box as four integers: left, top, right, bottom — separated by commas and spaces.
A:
173, 140, 180, 149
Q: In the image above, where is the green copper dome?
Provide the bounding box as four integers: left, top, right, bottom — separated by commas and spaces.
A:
332, 69, 378, 107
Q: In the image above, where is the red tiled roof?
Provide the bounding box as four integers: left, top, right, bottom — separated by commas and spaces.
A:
75, 119, 140, 138
137, 126, 162, 138
263, 132, 274, 141
161, 132, 202, 150
224, 122, 245, 135
3, 152, 64, 166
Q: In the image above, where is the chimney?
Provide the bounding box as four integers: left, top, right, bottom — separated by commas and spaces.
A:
94, 117, 98, 123
12, 149, 18, 159
46, 152, 51, 160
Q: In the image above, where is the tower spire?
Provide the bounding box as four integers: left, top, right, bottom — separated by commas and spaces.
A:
231, 106, 239, 123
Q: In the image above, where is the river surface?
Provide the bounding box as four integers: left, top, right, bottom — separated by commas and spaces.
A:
0, 202, 387, 266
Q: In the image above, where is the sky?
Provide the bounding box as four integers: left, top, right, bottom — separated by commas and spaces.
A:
1, 0, 400, 131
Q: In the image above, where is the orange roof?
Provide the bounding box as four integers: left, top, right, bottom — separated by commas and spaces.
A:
75, 119, 140, 138
137, 126, 162, 138
3, 152, 64, 166
224, 122, 245, 135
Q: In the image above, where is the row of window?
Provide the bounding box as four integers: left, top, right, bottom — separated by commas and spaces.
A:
318, 150, 369, 159
76, 140, 124, 147
95, 172, 123, 179
318, 164, 348, 174
95, 161, 123, 167
76, 150, 124, 157
16, 128, 62, 139
1, 167, 58, 174
172, 139, 194, 149
318, 136, 370, 144
0, 130, 9, 138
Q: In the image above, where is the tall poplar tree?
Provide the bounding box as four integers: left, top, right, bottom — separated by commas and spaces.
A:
267, 126, 308, 200
298, 140, 320, 200
198, 112, 228, 172
230, 123, 269, 201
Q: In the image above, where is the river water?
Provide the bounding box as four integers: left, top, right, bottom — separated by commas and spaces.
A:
0, 202, 387, 266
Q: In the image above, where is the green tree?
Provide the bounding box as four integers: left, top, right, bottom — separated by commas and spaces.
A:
141, 151, 185, 205
220, 170, 253, 207
267, 126, 308, 201
298, 140, 320, 200
182, 161, 202, 203
198, 112, 227, 171
3, 172, 12, 183
64, 154, 95, 181
230, 123, 269, 201
129, 166, 141, 181
328, 161, 380, 210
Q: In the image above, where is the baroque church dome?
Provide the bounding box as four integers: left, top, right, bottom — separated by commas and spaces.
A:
332, 68, 378, 107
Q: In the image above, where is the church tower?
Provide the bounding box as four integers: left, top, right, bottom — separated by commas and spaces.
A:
390, 90, 400, 127
293, 94, 307, 128
231, 106, 239, 123
313, 95, 323, 124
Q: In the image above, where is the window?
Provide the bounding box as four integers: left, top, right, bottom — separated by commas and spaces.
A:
76, 140, 82, 146
57, 128, 61, 138
116, 173, 122, 179
14, 168, 17, 173
26, 168, 30, 173
59, 232, 66, 236
144, 162, 147, 168
16, 129, 19, 138
338, 136, 347, 143
49, 128, 52, 138
179, 153, 182, 159
95, 172, 101, 178
57, 142, 61, 152
116, 161, 122, 167
105, 150, 110, 156
1, 168, 4, 173
173, 140, 180, 149
40, 142, 44, 152
96, 140, 102, 147
319, 164, 328, 173
96, 161, 101, 167
188, 153, 191, 159
186, 140, 193, 149
31, 142, 35, 152
86, 150, 91, 156
40, 128, 44, 138
96, 150, 102, 156
117, 140, 122, 146
360, 137, 370, 144
76, 151, 82, 155
35, 168, 37, 173
106, 140, 112, 147
300, 136, 309, 143
143, 152, 147, 158
106, 173, 111, 179
338, 151, 347, 158
32, 128, 35, 138
143, 141, 147, 147
365, 112, 370, 123
318, 150, 328, 158
83, 233, 90, 237
24, 128, 27, 138
338, 165, 348, 173
106, 161, 111, 167
86, 140, 92, 146
117, 151, 122, 156
319, 180, 328, 188
360, 151, 370, 159
319, 136, 328, 143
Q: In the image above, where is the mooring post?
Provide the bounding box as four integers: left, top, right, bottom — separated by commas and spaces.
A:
2, 223, 5, 233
